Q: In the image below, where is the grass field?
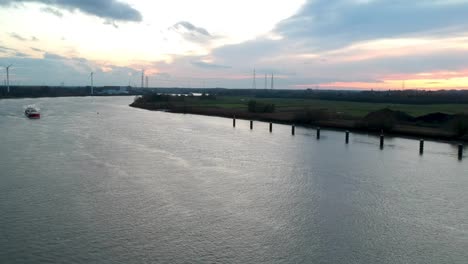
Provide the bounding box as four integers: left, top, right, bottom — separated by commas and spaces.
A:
132, 94, 468, 141
186, 96, 468, 118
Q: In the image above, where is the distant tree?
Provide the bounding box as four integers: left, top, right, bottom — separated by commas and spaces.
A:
248, 100, 257, 112
358, 108, 404, 132
247, 100, 275, 113
453, 115, 468, 136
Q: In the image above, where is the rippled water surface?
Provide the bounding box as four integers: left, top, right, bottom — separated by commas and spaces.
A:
0, 96, 467, 263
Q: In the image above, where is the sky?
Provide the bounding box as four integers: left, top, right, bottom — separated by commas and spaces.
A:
1, 0, 468, 90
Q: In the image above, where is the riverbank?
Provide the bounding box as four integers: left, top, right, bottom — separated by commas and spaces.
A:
130, 96, 468, 143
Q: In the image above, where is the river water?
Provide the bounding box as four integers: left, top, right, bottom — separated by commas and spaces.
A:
0, 96, 467, 263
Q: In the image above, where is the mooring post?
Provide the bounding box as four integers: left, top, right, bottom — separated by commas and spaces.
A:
419, 140, 424, 155
345, 131, 350, 144
233, 116, 236, 127
317, 127, 321, 139
269, 122, 273, 133
380, 134, 384, 149
292, 125, 295, 136
250, 120, 253, 130
459, 144, 464, 160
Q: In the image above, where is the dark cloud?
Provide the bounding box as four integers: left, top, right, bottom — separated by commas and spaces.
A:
285, 49, 468, 85
1, 0, 142, 22
173, 21, 210, 36
276, 0, 468, 51
337, 50, 468, 75
170, 21, 213, 43
30, 47, 44, 52
191, 61, 231, 69
206, 0, 468, 84
212, 38, 283, 64
40, 6, 63, 17
42, 52, 89, 64
103, 19, 119, 28
0, 53, 95, 84
290, 76, 382, 86
43, 52, 67, 60
0, 45, 16, 52
15, 52, 29, 57
9, 33, 38, 42
10, 32, 27, 41
0, 54, 147, 86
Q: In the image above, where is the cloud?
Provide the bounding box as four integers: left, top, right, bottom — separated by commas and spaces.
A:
0, 54, 87, 85
43, 52, 67, 60
15, 52, 29, 57
170, 21, 213, 43
338, 50, 468, 76
1, 0, 142, 22
0, 52, 142, 85
173, 21, 210, 36
0, 45, 16, 52
212, 38, 284, 66
30, 47, 44, 52
191, 61, 231, 69
40, 6, 63, 17
9, 32, 27, 41
274, 48, 468, 87
200, 0, 468, 88
4, 0, 468, 89
9, 32, 38, 42
103, 19, 119, 28
276, 0, 468, 51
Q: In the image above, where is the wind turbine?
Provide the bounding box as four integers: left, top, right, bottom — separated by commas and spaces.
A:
5, 64, 12, 93
90, 72, 94, 95
271, 73, 274, 89
252, 68, 256, 89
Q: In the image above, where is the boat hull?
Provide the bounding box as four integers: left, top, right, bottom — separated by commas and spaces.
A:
26, 113, 41, 119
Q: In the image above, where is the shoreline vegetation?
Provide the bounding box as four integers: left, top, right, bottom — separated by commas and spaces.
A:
130, 92, 468, 143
